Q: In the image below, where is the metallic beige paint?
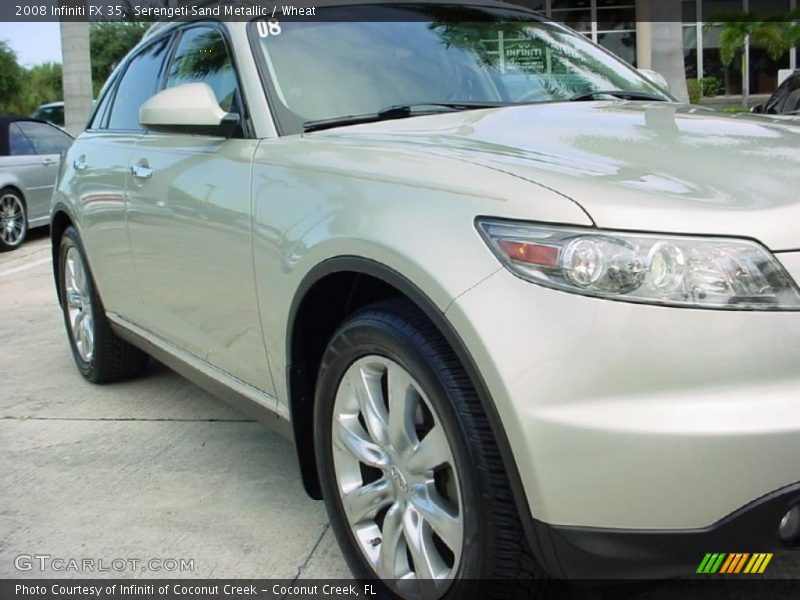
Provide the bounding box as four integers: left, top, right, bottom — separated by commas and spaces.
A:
53, 20, 800, 534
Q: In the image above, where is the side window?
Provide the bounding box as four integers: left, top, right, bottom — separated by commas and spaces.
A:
8, 124, 35, 156
89, 86, 115, 130
15, 121, 72, 154
107, 38, 170, 131
166, 27, 239, 113
783, 76, 800, 115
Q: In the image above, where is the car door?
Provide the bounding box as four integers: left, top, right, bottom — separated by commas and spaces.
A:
126, 24, 274, 394
13, 120, 73, 225
60, 35, 172, 319
4, 122, 52, 227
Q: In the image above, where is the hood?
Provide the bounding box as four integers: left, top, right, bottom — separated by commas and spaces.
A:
318, 102, 800, 251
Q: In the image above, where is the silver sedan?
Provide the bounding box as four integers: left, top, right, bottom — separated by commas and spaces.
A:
0, 117, 72, 251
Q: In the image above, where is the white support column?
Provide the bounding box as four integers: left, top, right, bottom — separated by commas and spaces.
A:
792, 0, 797, 71
636, 0, 653, 69
650, 0, 690, 102
59, 13, 93, 137
743, 0, 750, 105
696, 0, 703, 80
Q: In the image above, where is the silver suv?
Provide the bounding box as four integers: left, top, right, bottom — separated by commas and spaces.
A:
52, 1, 800, 594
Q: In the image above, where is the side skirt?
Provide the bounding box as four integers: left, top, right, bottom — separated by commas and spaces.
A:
107, 313, 293, 441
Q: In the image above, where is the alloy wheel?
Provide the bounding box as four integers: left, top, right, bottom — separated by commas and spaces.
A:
64, 246, 94, 362
0, 193, 26, 247
332, 356, 463, 599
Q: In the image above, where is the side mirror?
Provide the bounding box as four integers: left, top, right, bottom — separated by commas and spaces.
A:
139, 83, 240, 137
751, 104, 765, 114
638, 68, 670, 92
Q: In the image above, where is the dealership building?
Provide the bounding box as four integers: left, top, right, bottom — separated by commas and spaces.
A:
506, 0, 798, 97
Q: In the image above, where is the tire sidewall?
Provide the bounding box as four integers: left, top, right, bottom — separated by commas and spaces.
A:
58, 227, 96, 378
314, 312, 488, 599
0, 188, 28, 251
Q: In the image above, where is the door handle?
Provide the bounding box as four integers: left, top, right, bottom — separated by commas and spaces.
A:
130, 164, 153, 181
73, 156, 88, 171
42, 158, 57, 166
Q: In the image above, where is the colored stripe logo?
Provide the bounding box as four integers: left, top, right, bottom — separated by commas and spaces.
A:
697, 553, 773, 574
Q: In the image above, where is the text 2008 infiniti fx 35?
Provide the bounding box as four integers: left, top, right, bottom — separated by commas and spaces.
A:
51, 1, 800, 596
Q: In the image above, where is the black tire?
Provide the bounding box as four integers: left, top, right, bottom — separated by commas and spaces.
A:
314, 299, 551, 599
58, 226, 148, 383
0, 187, 28, 251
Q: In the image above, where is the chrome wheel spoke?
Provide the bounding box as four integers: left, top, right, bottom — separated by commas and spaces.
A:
349, 367, 390, 446
82, 315, 94, 356
376, 502, 407, 580
407, 426, 450, 474
387, 363, 419, 454
333, 416, 389, 468
403, 505, 445, 595
72, 309, 86, 340
410, 489, 462, 552
67, 291, 83, 308
342, 477, 392, 524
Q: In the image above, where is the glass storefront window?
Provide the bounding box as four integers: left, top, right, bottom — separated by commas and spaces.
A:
508, 0, 545, 12
597, 30, 637, 65
748, 0, 792, 94
595, 0, 636, 64
703, 24, 744, 94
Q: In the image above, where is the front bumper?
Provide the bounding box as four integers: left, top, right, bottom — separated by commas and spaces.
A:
535, 482, 800, 579
445, 253, 800, 577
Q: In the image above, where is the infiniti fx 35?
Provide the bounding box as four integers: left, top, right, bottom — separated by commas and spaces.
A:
52, 2, 800, 596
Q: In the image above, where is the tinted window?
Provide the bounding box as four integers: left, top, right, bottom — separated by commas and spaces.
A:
8, 124, 35, 156
15, 121, 72, 154
89, 83, 116, 130
780, 75, 800, 114
34, 106, 65, 126
108, 38, 170, 130
167, 27, 238, 112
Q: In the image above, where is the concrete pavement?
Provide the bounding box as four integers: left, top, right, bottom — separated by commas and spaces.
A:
0, 231, 348, 580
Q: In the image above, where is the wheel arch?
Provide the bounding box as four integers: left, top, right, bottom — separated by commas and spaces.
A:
285, 256, 553, 571
0, 182, 26, 202
50, 203, 76, 306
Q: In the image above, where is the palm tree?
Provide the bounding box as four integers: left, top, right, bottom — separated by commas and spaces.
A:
707, 9, 800, 104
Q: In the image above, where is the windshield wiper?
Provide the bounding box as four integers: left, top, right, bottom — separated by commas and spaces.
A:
303, 102, 510, 133
569, 90, 668, 102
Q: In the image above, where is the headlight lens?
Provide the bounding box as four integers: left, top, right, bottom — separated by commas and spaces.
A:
478, 219, 800, 310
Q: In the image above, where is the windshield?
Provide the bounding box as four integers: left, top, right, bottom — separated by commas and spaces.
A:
251, 4, 668, 134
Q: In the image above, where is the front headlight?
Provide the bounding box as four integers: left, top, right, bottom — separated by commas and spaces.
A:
477, 219, 800, 310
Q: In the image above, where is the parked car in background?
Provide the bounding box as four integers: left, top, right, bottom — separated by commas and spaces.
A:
51, 2, 800, 596
0, 117, 73, 251
753, 70, 800, 116
32, 101, 65, 126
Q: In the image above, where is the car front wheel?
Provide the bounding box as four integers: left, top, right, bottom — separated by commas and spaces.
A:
314, 300, 548, 599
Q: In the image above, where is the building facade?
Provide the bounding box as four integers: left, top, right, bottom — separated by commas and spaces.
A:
508, 0, 798, 96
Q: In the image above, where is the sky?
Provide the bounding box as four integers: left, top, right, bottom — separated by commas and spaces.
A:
0, 22, 62, 66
